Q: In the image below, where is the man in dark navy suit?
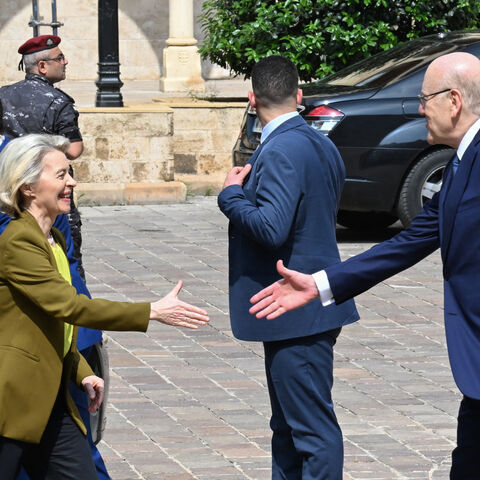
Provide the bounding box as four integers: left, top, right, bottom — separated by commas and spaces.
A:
250, 52, 480, 478
218, 56, 358, 479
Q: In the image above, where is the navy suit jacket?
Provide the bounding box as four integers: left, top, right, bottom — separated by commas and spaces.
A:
326, 129, 480, 398
218, 115, 358, 342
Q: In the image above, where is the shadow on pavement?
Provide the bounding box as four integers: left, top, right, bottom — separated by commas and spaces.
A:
336, 222, 403, 244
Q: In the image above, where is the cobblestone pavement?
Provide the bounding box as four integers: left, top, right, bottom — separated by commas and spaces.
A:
80, 198, 457, 480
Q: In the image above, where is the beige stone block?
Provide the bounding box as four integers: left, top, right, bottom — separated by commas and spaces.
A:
131, 162, 149, 182
174, 153, 198, 175
64, 17, 95, 40
88, 160, 131, 184
63, 39, 98, 81
198, 153, 230, 175
79, 112, 173, 137
212, 130, 239, 154
131, 157, 171, 182
1, 2, 30, 17
119, 0, 168, 35
120, 38, 158, 66
175, 173, 224, 196
109, 136, 150, 161
0, 48, 24, 83
173, 108, 218, 132
147, 136, 172, 165
172, 130, 213, 155
80, 136, 96, 160
125, 181, 186, 204
217, 108, 245, 128
76, 182, 125, 206
71, 160, 91, 182
149, 136, 174, 180
95, 137, 109, 161
131, 158, 161, 182
120, 64, 161, 83
57, 0, 97, 17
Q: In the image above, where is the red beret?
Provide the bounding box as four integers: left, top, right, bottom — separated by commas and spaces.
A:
18, 35, 61, 55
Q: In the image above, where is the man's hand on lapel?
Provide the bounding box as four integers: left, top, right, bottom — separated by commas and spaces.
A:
222, 164, 252, 190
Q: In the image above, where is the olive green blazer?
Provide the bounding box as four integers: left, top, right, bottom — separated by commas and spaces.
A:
0, 211, 150, 443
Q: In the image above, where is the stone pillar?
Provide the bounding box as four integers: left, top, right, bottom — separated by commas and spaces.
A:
160, 0, 205, 92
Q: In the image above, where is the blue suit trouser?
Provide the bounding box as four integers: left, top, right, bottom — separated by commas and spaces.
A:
264, 329, 343, 480
451, 395, 480, 479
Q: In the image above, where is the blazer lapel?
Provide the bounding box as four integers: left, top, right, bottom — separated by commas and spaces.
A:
442, 131, 480, 260
243, 142, 265, 186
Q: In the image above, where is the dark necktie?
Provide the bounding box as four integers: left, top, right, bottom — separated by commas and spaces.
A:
452, 154, 460, 174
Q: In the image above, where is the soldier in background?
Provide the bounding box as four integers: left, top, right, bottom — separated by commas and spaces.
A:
0, 34, 85, 278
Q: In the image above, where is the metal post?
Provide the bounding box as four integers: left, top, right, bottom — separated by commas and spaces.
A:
95, 0, 123, 107
31, 0, 39, 36
51, 0, 58, 35
29, 0, 63, 36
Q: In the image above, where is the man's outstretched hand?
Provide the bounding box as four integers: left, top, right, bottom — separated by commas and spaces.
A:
249, 260, 320, 319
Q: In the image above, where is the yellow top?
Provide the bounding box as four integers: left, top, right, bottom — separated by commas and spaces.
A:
50, 242, 73, 357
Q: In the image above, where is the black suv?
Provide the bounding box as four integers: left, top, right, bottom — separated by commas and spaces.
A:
233, 31, 480, 229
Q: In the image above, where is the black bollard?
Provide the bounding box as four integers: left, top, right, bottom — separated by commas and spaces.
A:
95, 0, 124, 107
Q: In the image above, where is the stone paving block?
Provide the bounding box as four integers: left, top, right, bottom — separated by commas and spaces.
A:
82, 200, 459, 479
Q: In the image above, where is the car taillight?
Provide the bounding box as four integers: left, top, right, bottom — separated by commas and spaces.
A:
305, 105, 344, 135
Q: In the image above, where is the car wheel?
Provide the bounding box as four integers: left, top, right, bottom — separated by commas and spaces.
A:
337, 210, 398, 230
397, 149, 451, 227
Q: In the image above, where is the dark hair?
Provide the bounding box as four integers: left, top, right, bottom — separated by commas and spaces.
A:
251, 56, 298, 107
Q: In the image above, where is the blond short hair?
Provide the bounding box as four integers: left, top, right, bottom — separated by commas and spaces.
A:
0, 134, 70, 216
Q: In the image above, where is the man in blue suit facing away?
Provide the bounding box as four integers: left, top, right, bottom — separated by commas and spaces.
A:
218, 56, 359, 479
250, 52, 480, 478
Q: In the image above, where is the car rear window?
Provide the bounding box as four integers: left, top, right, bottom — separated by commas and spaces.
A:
317, 40, 464, 89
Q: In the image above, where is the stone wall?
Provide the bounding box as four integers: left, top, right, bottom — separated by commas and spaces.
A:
74, 100, 246, 204
166, 100, 246, 194
77, 105, 174, 183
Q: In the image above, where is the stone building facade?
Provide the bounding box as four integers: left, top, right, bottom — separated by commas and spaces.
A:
0, 0, 222, 84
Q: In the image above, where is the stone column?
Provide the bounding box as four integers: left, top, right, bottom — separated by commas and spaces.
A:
160, 0, 205, 92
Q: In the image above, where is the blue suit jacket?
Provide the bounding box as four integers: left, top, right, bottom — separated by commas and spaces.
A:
218, 115, 358, 342
0, 213, 101, 350
326, 129, 480, 398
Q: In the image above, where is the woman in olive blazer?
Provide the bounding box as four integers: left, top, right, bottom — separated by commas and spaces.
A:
0, 210, 149, 443
0, 134, 209, 479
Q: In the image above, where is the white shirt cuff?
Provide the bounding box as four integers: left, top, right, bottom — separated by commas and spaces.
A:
312, 270, 335, 306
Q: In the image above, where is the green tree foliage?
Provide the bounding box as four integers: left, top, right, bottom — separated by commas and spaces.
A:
199, 0, 480, 81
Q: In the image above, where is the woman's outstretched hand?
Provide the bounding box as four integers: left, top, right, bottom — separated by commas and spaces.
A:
150, 281, 210, 329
